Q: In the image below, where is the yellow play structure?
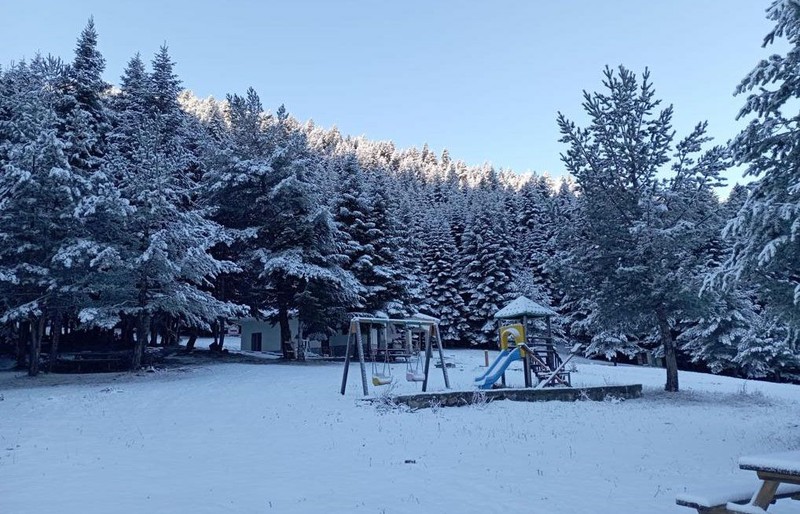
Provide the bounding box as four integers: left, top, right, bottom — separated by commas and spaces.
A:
500, 324, 525, 350
475, 296, 581, 390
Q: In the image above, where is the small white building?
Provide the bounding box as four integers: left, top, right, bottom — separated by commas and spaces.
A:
238, 317, 350, 356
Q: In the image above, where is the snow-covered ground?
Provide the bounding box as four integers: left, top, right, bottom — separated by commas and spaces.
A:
1, 348, 799, 514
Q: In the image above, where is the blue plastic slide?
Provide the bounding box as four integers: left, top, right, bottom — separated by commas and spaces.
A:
474, 347, 521, 389
474, 348, 510, 383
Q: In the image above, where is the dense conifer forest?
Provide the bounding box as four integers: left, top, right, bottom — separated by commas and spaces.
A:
2, 14, 799, 392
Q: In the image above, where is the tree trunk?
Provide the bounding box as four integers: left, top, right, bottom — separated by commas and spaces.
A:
160, 315, 179, 346
217, 316, 226, 351
278, 304, 293, 359
132, 313, 150, 369
121, 315, 134, 347
171, 318, 181, 346
296, 319, 305, 361
211, 319, 219, 346
656, 308, 679, 392
16, 321, 29, 369
186, 326, 198, 351
150, 320, 158, 348
28, 316, 45, 377
211, 276, 226, 348
47, 313, 62, 372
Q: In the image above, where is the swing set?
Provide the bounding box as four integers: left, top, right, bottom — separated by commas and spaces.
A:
340, 315, 451, 396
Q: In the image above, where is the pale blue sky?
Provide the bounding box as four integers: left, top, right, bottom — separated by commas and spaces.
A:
0, 1, 779, 186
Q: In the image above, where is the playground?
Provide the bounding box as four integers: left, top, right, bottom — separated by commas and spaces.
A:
2, 298, 798, 513
339, 296, 628, 405
2, 348, 800, 514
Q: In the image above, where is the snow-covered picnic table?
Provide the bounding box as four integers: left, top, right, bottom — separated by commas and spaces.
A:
731, 451, 800, 512
676, 451, 800, 513
739, 451, 800, 480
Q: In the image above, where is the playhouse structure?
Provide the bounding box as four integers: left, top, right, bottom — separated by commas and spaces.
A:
475, 296, 579, 389
340, 314, 451, 397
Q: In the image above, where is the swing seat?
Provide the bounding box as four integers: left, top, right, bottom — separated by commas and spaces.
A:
406, 371, 425, 382
372, 374, 393, 386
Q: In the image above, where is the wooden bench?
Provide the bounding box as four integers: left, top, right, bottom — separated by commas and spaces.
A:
676, 483, 800, 513
54, 351, 131, 373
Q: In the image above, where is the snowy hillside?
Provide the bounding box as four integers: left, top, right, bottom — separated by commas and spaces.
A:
1, 352, 799, 514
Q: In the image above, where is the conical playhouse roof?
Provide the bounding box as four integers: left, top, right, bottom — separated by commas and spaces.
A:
493, 296, 556, 319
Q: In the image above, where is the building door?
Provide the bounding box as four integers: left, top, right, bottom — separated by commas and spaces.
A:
251, 332, 262, 352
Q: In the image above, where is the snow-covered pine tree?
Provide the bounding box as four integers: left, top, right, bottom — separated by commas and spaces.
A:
678, 184, 789, 377
734, 315, 800, 380
0, 57, 95, 375
680, 185, 748, 373
331, 153, 372, 311
420, 215, 468, 344
61, 18, 109, 175
516, 176, 555, 300
201, 88, 279, 344
391, 188, 427, 314
459, 195, 518, 345
364, 173, 410, 316
206, 92, 355, 358
258, 106, 356, 357
95, 48, 241, 367
716, 1, 800, 336
557, 66, 727, 391
329, 152, 408, 316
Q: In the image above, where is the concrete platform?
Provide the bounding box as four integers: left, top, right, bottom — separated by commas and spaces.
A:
391, 384, 642, 409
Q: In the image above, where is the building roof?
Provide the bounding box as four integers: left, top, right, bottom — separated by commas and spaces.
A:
410, 312, 440, 322
493, 296, 556, 319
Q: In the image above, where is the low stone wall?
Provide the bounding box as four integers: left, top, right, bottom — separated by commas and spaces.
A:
391, 384, 642, 409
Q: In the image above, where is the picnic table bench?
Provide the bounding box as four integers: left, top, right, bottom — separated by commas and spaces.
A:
676, 451, 800, 513
54, 351, 131, 373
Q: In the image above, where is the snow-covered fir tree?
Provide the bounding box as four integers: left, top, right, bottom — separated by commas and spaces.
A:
420, 215, 469, 344
0, 57, 96, 375
62, 18, 109, 174
95, 48, 241, 367
459, 196, 518, 345
716, 0, 800, 339
3, 19, 800, 381
331, 154, 374, 311
516, 176, 555, 300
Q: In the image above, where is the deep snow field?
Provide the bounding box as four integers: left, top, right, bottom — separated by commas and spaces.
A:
2, 341, 799, 514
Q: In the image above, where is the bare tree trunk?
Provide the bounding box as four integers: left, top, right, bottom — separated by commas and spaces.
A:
211, 276, 226, 349
28, 316, 45, 377
217, 316, 226, 351
121, 314, 134, 347
171, 318, 181, 346
656, 308, 679, 392
159, 315, 179, 346
211, 319, 219, 346
132, 313, 150, 369
278, 303, 293, 359
296, 319, 305, 361
150, 319, 158, 348
186, 326, 198, 351
16, 321, 29, 369
47, 313, 62, 372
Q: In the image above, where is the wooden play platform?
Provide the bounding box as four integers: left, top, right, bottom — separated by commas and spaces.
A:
390, 384, 642, 409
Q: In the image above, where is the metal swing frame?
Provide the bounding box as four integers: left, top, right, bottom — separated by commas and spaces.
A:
340, 316, 451, 396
